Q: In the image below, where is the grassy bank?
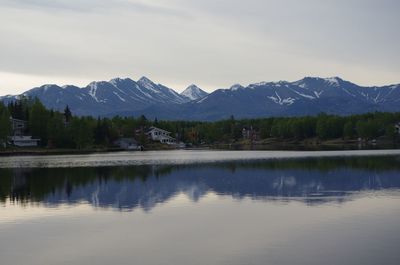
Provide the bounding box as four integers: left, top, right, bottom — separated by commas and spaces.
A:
1, 137, 398, 156
210, 137, 399, 151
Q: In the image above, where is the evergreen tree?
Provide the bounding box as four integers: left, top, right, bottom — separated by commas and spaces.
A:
343, 121, 354, 139
0, 104, 11, 148
64, 105, 72, 123
29, 98, 50, 146
47, 113, 67, 148
70, 118, 94, 149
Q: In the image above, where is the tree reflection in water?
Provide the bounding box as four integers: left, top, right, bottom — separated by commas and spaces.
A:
1, 156, 400, 210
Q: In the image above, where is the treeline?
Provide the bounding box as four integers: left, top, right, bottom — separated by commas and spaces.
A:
156, 112, 400, 144
0, 97, 399, 149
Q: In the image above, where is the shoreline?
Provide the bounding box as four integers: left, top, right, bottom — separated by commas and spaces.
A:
0, 148, 123, 157
0, 142, 399, 157
1, 149, 400, 169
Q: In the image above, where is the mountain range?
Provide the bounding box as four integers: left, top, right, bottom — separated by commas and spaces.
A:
1, 76, 399, 120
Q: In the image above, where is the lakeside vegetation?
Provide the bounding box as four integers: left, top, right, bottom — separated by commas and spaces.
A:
0, 97, 399, 151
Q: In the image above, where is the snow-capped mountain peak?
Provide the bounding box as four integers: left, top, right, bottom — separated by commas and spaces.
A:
181, 84, 208, 101
230, 84, 244, 91
109, 77, 127, 86
138, 76, 156, 87
41, 84, 57, 92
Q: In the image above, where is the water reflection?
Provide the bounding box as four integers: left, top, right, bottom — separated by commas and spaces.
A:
1, 156, 400, 210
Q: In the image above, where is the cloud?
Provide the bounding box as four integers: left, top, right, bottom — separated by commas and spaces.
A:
2, 0, 187, 16
0, 0, 399, 94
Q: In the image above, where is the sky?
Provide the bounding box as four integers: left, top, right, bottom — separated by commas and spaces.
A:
0, 0, 399, 95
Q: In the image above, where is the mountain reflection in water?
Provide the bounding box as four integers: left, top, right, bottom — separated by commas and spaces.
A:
1, 156, 400, 211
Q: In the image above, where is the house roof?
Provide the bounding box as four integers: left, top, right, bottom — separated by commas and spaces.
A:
10, 117, 27, 123
9, 136, 40, 141
147, 126, 171, 134
158, 135, 175, 140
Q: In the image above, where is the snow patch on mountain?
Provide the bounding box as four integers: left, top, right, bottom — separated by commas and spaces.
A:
138, 76, 160, 94
341, 87, 357, 97
196, 95, 209, 103
314, 91, 323, 98
42, 84, 55, 92
113, 91, 126, 102
134, 84, 153, 100
324, 77, 340, 86
250, 81, 268, 87
88, 82, 100, 102
230, 84, 244, 91
268, 92, 296, 105
109, 77, 123, 86
290, 89, 316, 100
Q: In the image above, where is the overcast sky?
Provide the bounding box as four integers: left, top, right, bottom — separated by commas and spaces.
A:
0, 0, 399, 95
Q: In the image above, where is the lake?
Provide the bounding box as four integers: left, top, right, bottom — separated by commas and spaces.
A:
1, 150, 400, 265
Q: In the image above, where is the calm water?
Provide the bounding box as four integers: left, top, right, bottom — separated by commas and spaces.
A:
1, 150, 400, 265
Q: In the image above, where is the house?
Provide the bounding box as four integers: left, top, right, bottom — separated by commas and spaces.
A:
8, 117, 40, 147
10, 118, 27, 136
395, 122, 400, 135
242, 126, 258, 141
8, 136, 40, 147
114, 138, 142, 150
147, 126, 176, 144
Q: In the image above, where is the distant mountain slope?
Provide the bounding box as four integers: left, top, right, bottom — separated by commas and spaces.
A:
176, 77, 400, 120
1, 76, 192, 116
1, 76, 399, 120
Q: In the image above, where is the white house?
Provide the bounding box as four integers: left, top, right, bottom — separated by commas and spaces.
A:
395, 122, 400, 135
8, 136, 40, 147
8, 117, 41, 147
10, 118, 27, 136
147, 126, 176, 144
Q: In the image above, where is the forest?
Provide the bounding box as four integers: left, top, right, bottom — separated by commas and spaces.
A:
0, 97, 399, 150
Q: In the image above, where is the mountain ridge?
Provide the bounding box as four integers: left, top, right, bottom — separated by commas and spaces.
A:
1, 76, 399, 121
